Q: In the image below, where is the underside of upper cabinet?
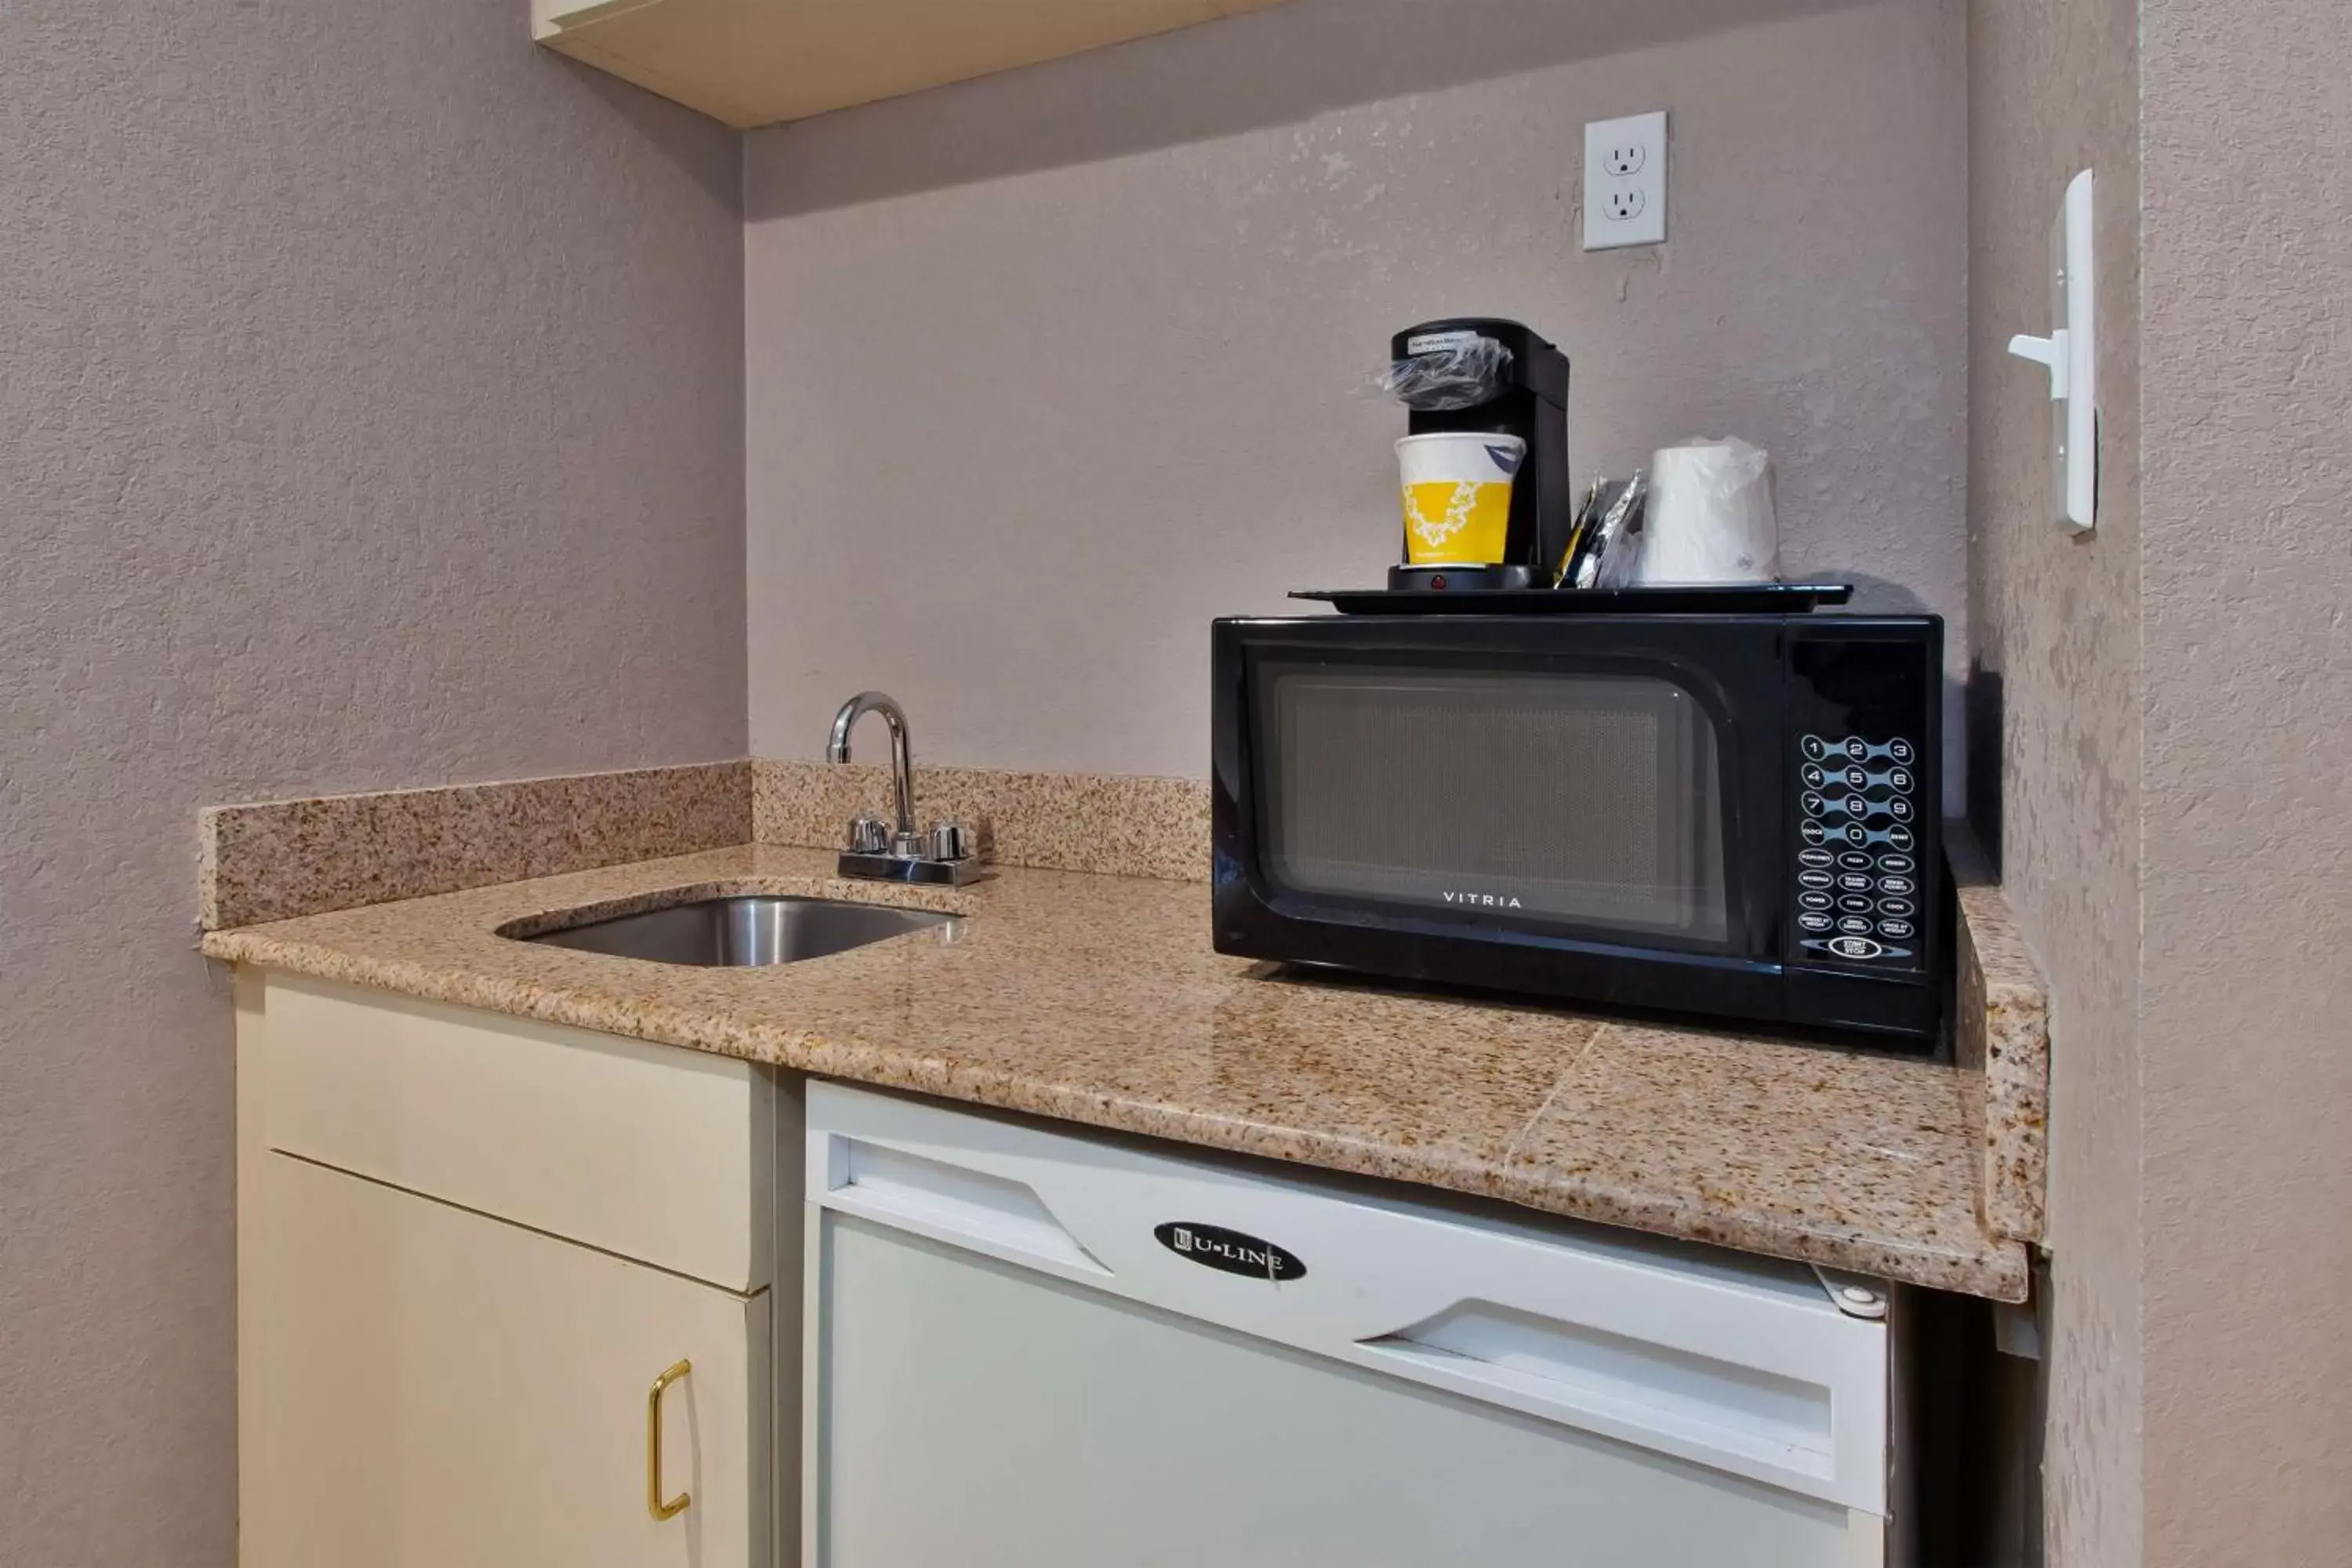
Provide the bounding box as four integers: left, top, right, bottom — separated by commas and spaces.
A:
531, 0, 1290, 129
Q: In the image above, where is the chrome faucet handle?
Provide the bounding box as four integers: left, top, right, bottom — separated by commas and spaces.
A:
836, 817, 985, 887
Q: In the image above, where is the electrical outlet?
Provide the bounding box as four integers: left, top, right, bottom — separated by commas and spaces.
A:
1584, 111, 1667, 249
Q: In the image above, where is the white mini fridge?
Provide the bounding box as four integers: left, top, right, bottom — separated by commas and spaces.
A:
800, 1082, 1907, 1567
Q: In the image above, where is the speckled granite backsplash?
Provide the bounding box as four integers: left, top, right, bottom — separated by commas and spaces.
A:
201, 759, 1210, 928
752, 758, 1209, 882
198, 763, 753, 929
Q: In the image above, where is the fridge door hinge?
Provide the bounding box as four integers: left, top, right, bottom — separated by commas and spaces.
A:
1992, 1298, 2042, 1360
1812, 1265, 1889, 1320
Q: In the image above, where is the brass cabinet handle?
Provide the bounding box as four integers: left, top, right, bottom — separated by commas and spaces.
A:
647, 1359, 692, 1522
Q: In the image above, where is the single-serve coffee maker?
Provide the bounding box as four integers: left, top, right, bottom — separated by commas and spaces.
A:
1384, 318, 1571, 590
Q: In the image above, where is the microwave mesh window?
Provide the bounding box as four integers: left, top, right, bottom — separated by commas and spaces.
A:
1259, 669, 1730, 942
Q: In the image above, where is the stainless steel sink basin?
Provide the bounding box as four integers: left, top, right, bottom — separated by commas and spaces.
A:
519, 896, 956, 967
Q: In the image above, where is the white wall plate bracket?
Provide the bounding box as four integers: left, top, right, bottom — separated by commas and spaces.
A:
2006, 169, 2096, 533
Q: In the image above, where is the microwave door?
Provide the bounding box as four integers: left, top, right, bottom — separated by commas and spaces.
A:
1247, 655, 1764, 959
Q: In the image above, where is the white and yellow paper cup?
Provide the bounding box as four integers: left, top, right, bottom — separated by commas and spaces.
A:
1396, 433, 1523, 565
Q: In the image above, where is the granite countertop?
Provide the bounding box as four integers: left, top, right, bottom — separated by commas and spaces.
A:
202, 841, 2030, 1301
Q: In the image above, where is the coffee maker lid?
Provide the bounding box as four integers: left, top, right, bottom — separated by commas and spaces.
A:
1389, 318, 1568, 405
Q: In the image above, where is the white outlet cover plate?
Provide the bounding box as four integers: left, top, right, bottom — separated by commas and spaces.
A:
1584, 111, 1668, 249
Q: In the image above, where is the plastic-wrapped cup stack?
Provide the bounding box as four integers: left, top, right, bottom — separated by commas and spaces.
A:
1635, 438, 1780, 584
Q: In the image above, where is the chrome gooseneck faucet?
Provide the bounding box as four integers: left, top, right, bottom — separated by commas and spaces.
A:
826, 691, 982, 886
827, 691, 917, 844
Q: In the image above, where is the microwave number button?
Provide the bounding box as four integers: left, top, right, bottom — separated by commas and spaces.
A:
1801, 790, 1829, 818
1841, 765, 1870, 790
1887, 767, 1915, 794
1803, 735, 1833, 762
1842, 738, 1871, 761
1888, 738, 1916, 764
1801, 763, 1829, 789
1887, 797, 1915, 823
1844, 822, 1872, 847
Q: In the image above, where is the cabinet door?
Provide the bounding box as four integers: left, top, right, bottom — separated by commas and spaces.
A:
246, 1153, 767, 1568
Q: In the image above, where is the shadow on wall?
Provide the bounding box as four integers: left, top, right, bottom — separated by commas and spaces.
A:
745, 0, 1882, 219
561, 58, 746, 211
1965, 659, 2004, 871
1846, 573, 1973, 819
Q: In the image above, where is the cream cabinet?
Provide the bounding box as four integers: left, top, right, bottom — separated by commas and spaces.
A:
236, 973, 798, 1568
532, 0, 1290, 129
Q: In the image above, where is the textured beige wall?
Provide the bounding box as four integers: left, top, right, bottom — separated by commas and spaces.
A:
1965, 2, 2143, 1562
0, 4, 745, 1563
2138, 0, 2352, 1559
1972, 0, 2352, 1561
744, 0, 1970, 786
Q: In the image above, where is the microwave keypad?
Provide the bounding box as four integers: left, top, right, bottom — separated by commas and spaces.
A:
1795, 735, 1922, 964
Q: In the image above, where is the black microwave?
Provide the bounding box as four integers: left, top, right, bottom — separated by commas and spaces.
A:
1211, 613, 1946, 1041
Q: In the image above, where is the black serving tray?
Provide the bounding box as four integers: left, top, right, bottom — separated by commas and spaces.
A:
1290, 582, 1853, 615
